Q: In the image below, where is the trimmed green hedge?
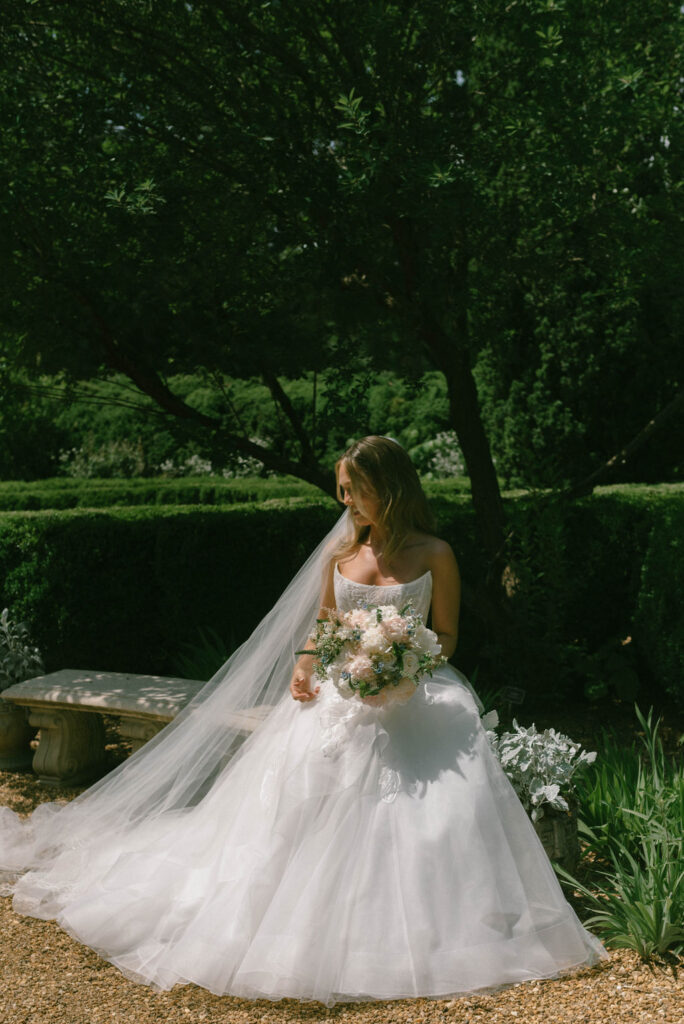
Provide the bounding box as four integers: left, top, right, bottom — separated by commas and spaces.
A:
0, 475, 472, 511
496, 485, 684, 709
633, 495, 684, 711
0, 500, 338, 676
0, 476, 322, 510
0, 485, 681, 708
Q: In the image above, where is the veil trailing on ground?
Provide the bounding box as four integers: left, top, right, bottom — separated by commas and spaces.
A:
0, 508, 352, 894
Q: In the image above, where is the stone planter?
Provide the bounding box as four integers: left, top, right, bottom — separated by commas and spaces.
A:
0, 700, 34, 770
532, 796, 580, 873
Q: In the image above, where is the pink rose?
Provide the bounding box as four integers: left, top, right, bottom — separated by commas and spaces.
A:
348, 653, 374, 681
360, 677, 416, 708
360, 689, 389, 708
389, 677, 417, 704
381, 615, 409, 644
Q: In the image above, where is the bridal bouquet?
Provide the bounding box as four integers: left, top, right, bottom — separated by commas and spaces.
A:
298, 602, 445, 707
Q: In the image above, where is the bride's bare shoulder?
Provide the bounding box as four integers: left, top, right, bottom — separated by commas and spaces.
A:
408, 532, 459, 574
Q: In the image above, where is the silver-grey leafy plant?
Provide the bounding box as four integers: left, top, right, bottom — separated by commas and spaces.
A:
0, 608, 44, 692
484, 716, 597, 821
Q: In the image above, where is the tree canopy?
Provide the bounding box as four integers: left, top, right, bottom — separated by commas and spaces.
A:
1, 0, 681, 561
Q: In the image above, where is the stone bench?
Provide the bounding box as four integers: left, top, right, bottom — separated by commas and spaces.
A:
0, 670, 273, 786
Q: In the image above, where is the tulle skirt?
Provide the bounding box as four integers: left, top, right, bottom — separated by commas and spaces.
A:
4, 666, 607, 1005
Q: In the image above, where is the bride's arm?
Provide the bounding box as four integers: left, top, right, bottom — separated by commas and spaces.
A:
290, 557, 336, 702
428, 540, 461, 659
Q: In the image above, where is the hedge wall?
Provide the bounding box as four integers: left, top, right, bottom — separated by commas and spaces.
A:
0, 485, 681, 708
0, 476, 472, 511
633, 494, 684, 710
0, 476, 322, 510
0, 500, 338, 677
495, 485, 684, 709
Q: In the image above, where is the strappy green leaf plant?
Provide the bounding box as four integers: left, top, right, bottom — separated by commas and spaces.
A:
556, 826, 684, 957
559, 705, 684, 958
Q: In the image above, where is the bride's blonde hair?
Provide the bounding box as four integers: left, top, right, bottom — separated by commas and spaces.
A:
332, 435, 434, 565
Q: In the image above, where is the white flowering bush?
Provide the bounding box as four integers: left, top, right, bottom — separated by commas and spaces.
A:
409, 431, 466, 479
159, 453, 214, 477
159, 439, 274, 479
484, 717, 597, 822
59, 438, 147, 478
0, 608, 44, 692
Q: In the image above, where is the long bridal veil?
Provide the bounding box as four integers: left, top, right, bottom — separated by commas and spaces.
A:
0, 508, 351, 898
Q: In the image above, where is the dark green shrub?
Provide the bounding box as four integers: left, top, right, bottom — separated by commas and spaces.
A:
498, 485, 684, 708
633, 494, 684, 712
0, 501, 338, 675
0, 476, 322, 510
0, 375, 69, 480
0, 476, 472, 511
0, 485, 680, 710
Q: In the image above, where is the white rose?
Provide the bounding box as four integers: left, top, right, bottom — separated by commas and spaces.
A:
414, 625, 442, 658
364, 625, 391, 655
402, 651, 420, 676
327, 663, 342, 684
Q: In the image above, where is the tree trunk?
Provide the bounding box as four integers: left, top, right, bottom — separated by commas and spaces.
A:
419, 318, 508, 579
445, 346, 508, 579
388, 218, 508, 578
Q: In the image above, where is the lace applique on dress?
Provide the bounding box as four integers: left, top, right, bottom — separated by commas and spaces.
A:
332, 565, 432, 622
378, 765, 401, 803
318, 696, 367, 758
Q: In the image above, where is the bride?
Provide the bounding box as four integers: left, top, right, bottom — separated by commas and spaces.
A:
0, 435, 607, 1006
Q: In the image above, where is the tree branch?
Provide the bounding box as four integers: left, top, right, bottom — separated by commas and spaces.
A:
260, 368, 318, 468
565, 388, 684, 499
18, 381, 172, 420
64, 287, 335, 490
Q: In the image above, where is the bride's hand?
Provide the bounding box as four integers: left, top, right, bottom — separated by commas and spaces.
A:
290, 668, 320, 702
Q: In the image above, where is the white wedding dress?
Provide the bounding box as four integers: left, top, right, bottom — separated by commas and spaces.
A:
1, 562, 607, 1005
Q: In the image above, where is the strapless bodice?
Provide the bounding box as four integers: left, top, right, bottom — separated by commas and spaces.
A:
333, 563, 432, 621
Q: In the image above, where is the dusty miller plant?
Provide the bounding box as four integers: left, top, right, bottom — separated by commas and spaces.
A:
483, 715, 596, 821
0, 608, 44, 692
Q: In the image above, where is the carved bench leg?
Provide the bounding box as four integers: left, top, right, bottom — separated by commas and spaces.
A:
29, 708, 106, 785
118, 717, 166, 753
0, 705, 34, 770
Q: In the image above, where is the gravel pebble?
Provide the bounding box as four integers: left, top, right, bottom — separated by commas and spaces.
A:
0, 907, 681, 1024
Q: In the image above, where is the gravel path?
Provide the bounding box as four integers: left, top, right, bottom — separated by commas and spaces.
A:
0, 900, 681, 1024
1, 725, 682, 1024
